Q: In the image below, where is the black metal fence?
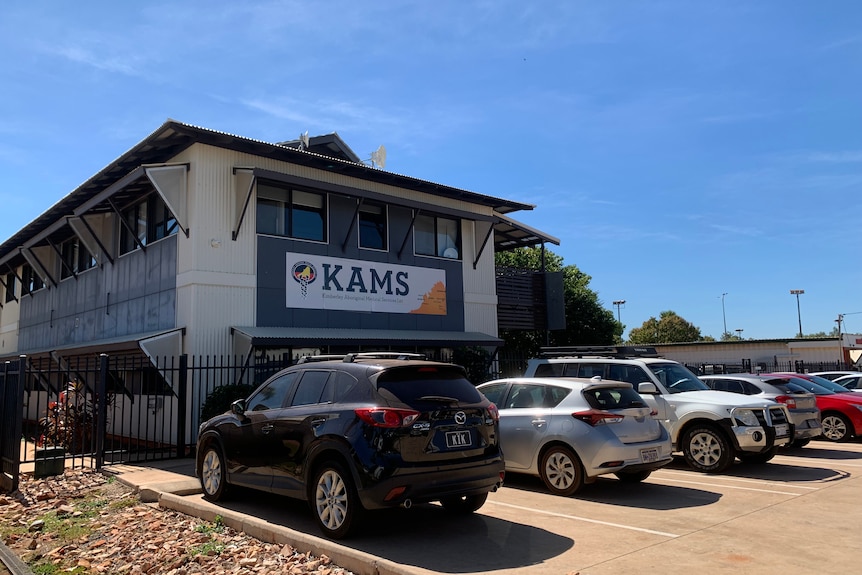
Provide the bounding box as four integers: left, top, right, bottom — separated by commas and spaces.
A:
0, 353, 293, 492
2, 348, 857, 493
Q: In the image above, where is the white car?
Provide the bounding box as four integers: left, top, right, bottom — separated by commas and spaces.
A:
810, 371, 861, 382
476, 377, 673, 496
833, 373, 862, 392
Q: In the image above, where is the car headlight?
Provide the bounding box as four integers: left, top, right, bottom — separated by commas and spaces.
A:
733, 408, 760, 427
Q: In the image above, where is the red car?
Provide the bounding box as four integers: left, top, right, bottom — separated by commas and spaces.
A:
762, 373, 862, 442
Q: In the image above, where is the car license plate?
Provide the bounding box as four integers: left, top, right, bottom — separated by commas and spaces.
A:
640, 448, 659, 463
446, 430, 472, 448
774, 424, 789, 437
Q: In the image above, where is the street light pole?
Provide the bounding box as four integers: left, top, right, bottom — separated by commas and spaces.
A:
735, 328, 744, 339
790, 289, 804, 338
720, 293, 728, 336
612, 300, 625, 323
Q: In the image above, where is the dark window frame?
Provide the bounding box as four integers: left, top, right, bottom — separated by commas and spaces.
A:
414, 213, 462, 259
358, 202, 388, 250
255, 180, 327, 242
21, 264, 45, 295
60, 237, 96, 279
4, 272, 16, 303
119, 193, 178, 256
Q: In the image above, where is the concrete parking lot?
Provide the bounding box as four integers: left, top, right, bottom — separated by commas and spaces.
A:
156, 440, 862, 575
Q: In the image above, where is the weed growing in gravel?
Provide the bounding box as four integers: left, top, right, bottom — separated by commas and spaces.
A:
194, 514, 225, 534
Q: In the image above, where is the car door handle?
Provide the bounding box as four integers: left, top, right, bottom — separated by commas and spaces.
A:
310, 418, 327, 427
531, 418, 546, 428
261, 424, 274, 434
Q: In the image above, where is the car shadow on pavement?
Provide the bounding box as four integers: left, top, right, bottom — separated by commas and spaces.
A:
206, 486, 574, 574
781, 442, 862, 460
498, 471, 721, 510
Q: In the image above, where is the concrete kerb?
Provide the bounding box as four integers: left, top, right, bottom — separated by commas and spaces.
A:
158, 492, 414, 575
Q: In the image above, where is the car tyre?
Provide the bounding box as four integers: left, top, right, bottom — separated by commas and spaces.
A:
312, 460, 363, 540
540, 445, 584, 496
682, 425, 734, 473
821, 412, 852, 442
199, 443, 229, 501
440, 493, 488, 514
738, 447, 777, 464
614, 470, 651, 483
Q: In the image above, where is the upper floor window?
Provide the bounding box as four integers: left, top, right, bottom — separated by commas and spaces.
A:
256, 181, 326, 242
60, 237, 96, 279
119, 194, 178, 255
4, 272, 16, 303
21, 264, 45, 295
415, 214, 461, 259
359, 203, 387, 250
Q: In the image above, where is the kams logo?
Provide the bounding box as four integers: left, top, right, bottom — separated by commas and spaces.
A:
291, 262, 317, 298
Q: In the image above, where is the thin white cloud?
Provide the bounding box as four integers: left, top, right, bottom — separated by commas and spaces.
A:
819, 35, 862, 51
805, 151, 862, 163
39, 41, 147, 77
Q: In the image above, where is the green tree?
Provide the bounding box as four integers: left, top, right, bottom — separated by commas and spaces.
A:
495, 247, 620, 356
628, 311, 704, 344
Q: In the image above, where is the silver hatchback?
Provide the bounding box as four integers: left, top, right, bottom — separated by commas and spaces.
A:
477, 377, 673, 496
700, 374, 822, 447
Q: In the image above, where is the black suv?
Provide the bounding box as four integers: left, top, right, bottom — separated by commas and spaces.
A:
195, 353, 505, 539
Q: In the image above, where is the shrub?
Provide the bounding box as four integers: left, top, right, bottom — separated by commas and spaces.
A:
200, 384, 255, 422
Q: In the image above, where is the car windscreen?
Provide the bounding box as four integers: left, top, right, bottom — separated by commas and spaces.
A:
374, 366, 484, 404
647, 363, 709, 393
783, 377, 835, 395
805, 374, 854, 393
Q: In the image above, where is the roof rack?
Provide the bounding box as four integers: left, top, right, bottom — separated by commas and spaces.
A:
538, 345, 660, 359
344, 352, 428, 363
296, 352, 428, 364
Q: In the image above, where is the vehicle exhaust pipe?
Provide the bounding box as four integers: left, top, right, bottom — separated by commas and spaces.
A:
401, 499, 412, 509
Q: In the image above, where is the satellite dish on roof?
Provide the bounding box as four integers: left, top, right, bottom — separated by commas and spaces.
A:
299, 131, 309, 150
370, 144, 387, 169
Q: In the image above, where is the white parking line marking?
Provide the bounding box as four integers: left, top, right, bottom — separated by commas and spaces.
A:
488, 501, 680, 538
655, 469, 821, 490
657, 477, 803, 495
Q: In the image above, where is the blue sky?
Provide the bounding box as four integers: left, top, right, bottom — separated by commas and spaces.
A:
1, 1, 860, 340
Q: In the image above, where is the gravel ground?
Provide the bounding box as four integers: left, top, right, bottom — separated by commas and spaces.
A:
0, 469, 355, 574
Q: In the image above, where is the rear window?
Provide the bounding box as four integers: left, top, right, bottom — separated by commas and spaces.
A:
375, 366, 483, 404
584, 387, 647, 410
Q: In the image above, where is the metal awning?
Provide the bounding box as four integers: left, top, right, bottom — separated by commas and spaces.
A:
230, 326, 503, 348
494, 213, 560, 252
7, 327, 184, 361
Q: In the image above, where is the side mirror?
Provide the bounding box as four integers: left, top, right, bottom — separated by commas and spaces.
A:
230, 399, 247, 415
637, 382, 658, 394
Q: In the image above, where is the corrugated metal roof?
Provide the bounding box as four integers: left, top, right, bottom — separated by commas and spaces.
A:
231, 326, 503, 347
0, 120, 540, 267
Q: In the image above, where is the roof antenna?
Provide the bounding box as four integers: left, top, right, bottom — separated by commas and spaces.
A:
369, 144, 387, 169
299, 131, 309, 151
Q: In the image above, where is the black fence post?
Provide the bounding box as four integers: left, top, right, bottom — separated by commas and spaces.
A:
177, 354, 188, 458
95, 354, 109, 469
7, 356, 27, 492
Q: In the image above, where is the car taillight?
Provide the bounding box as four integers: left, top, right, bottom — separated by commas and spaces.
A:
355, 407, 420, 428
775, 395, 797, 409
572, 410, 624, 426
487, 403, 499, 422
